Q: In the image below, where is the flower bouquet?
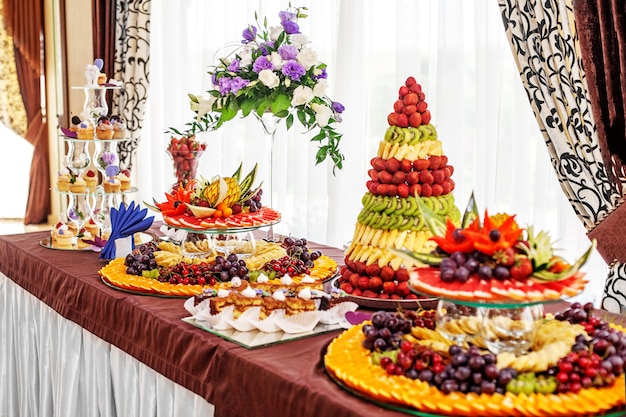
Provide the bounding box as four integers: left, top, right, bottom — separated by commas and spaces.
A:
172, 5, 345, 172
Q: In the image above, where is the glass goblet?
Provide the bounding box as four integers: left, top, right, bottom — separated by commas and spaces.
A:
435, 300, 483, 345
91, 193, 119, 239
481, 306, 539, 355
67, 193, 92, 233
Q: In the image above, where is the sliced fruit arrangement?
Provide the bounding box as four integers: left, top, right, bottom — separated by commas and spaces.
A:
339, 77, 460, 302
324, 306, 626, 417
99, 237, 338, 297
395, 194, 596, 303
147, 162, 280, 230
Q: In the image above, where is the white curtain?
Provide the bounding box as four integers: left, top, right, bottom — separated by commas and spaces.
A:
140, 0, 605, 304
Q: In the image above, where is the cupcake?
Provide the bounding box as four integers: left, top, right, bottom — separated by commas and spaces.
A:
54, 225, 75, 247
96, 118, 114, 140
76, 119, 94, 140
82, 169, 98, 192
84, 218, 100, 237
110, 115, 127, 139
69, 176, 87, 193
56, 172, 72, 192
98, 72, 107, 85
116, 169, 131, 191
102, 177, 121, 193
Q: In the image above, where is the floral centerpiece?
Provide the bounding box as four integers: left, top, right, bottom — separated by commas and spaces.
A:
171, 5, 345, 172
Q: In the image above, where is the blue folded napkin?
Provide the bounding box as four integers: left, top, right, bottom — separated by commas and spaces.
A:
100, 201, 154, 260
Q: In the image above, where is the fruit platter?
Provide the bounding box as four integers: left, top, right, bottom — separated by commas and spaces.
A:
324, 305, 626, 416
395, 202, 596, 306
99, 235, 339, 298
147, 162, 281, 232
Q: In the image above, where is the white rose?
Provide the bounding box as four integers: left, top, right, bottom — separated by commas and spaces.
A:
291, 85, 314, 106
289, 33, 310, 47
269, 52, 284, 70
269, 25, 284, 41
258, 69, 280, 89
312, 103, 332, 127
312, 79, 328, 97
238, 47, 253, 67
296, 47, 318, 70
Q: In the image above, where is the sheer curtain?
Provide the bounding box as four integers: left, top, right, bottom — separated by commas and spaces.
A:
141, 0, 604, 304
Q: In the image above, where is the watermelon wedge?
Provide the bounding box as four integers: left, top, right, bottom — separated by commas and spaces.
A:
163, 207, 281, 231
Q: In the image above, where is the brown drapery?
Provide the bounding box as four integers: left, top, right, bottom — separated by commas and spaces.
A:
2, 0, 49, 224
574, 0, 626, 264
92, 0, 116, 111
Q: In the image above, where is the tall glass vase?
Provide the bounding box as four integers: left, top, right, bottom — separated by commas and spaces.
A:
255, 112, 282, 241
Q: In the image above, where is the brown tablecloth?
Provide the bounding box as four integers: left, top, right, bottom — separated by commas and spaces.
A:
0, 228, 407, 417
2, 228, 623, 417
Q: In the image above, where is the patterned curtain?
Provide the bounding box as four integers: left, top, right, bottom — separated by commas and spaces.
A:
498, 0, 625, 313
110, 0, 151, 172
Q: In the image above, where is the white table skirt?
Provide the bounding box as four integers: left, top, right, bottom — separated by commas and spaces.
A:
0, 272, 215, 417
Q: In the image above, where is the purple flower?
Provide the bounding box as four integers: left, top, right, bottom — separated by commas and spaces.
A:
278, 45, 298, 60
229, 76, 250, 94
313, 68, 328, 80
227, 59, 240, 72
253, 56, 273, 73
212, 72, 218, 86
105, 165, 119, 178
218, 77, 232, 95
279, 11, 297, 22
281, 20, 300, 35
332, 101, 345, 113
282, 60, 306, 81
259, 41, 274, 56
242, 25, 257, 44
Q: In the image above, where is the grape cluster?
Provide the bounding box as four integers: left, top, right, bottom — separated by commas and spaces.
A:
282, 236, 321, 269
361, 311, 413, 352
245, 189, 263, 212
403, 309, 436, 330
505, 373, 556, 394
210, 253, 249, 282
553, 302, 626, 391
262, 255, 309, 279
437, 250, 505, 283
124, 242, 159, 275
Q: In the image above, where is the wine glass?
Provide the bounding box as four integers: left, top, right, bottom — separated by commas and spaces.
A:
481, 306, 539, 355
67, 193, 92, 233
64, 140, 91, 176
435, 300, 483, 345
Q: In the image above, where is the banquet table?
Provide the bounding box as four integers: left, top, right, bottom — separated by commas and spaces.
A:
0, 227, 409, 417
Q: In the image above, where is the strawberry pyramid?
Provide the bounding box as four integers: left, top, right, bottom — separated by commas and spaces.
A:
338, 77, 460, 299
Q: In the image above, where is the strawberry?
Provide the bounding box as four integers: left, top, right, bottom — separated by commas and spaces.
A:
362, 290, 379, 298
354, 261, 367, 274
400, 159, 413, 173
405, 76, 417, 87
403, 93, 418, 106
494, 247, 516, 267
178, 143, 189, 155
376, 183, 390, 195
395, 281, 411, 297
409, 112, 422, 127
393, 100, 404, 113
357, 276, 370, 291
398, 85, 409, 98
395, 268, 409, 282
122, 169, 131, 177
405, 171, 419, 185
377, 293, 390, 299
391, 171, 406, 185
371, 157, 387, 171
441, 181, 452, 194
421, 183, 432, 197
386, 184, 397, 196
85, 169, 96, 177
409, 184, 421, 197
366, 180, 378, 194
397, 183, 409, 198
440, 155, 449, 166
417, 92, 426, 101
365, 264, 381, 277
431, 184, 443, 196
418, 170, 434, 185
402, 105, 417, 115
396, 113, 409, 128
510, 257, 533, 280
409, 83, 422, 94
387, 112, 399, 126
368, 169, 378, 182
382, 281, 397, 295
368, 276, 383, 292
428, 155, 442, 169
416, 101, 428, 113
381, 265, 395, 281
377, 170, 393, 184
432, 169, 445, 184
339, 282, 354, 293
413, 159, 430, 170
421, 110, 432, 124
349, 273, 360, 288
385, 158, 401, 173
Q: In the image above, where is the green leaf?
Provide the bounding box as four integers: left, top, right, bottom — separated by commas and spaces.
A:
240, 98, 256, 117
462, 191, 480, 228
417, 198, 447, 237
286, 113, 294, 130
271, 94, 291, 116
